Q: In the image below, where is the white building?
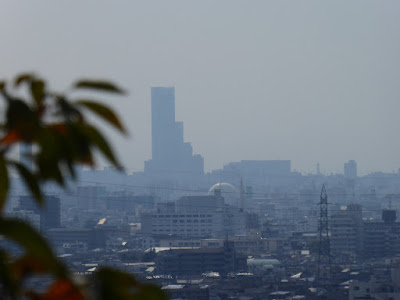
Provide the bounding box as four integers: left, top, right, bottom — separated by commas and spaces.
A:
141, 190, 245, 237
141, 212, 223, 237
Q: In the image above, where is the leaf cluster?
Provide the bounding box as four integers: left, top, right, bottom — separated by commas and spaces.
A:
0, 73, 126, 210
0, 74, 166, 299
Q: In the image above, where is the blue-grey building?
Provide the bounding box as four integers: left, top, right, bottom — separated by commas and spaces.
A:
144, 87, 204, 176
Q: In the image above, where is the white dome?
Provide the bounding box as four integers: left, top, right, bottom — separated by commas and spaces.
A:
208, 183, 238, 197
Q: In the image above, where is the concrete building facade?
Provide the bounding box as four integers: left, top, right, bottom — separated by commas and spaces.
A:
330, 204, 363, 257
141, 192, 246, 238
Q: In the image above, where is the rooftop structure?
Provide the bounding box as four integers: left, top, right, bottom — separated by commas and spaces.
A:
208, 183, 239, 206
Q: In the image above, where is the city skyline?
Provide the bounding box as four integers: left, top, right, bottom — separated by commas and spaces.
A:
2, 2, 400, 298
1, 1, 399, 175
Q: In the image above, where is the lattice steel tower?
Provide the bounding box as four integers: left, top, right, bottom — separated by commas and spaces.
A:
317, 184, 331, 280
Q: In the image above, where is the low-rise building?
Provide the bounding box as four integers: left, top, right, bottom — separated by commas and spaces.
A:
46, 228, 106, 250
349, 269, 400, 300
247, 258, 284, 276
162, 284, 209, 300
155, 241, 242, 276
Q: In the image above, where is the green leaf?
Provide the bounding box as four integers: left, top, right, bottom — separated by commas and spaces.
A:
136, 284, 168, 300
0, 218, 65, 276
82, 124, 121, 168
96, 268, 166, 300
6, 99, 34, 128
12, 254, 52, 276
0, 156, 9, 211
75, 100, 126, 134
55, 96, 83, 122
0, 249, 17, 298
30, 79, 46, 106
35, 127, 67, 185
64, 123, 94, 166
10, 161, 43, 206
14, 73, 34, 87
6, 99, 37, 142
74, 80, 125, 94
96, 267, 137, 300
37, 157, 65, 185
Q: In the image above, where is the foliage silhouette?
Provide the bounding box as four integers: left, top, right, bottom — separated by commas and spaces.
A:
0, 73, 167, 299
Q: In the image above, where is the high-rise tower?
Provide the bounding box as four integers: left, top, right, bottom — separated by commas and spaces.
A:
145, 87, 204, 175
150, 87, 177, 163
344, 160, 357, 179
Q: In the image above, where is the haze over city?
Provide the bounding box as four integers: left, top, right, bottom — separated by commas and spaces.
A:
4, 2, 400, 299
1, 1, 399, 175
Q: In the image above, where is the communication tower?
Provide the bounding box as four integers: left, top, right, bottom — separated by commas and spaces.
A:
317, 184, 331, 280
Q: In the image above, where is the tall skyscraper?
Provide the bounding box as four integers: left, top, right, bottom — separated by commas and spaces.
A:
344, 160, 357, 179
144, 87, 204, 175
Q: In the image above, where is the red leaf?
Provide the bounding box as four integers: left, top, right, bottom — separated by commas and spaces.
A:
1, 130, 21, 145
43, 279, 84, 300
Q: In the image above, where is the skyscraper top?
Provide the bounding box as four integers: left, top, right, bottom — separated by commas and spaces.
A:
145, 87, 204, 176
344, 160, 357, 179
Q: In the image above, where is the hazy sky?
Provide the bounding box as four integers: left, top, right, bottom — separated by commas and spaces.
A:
1, 1, 399, 175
